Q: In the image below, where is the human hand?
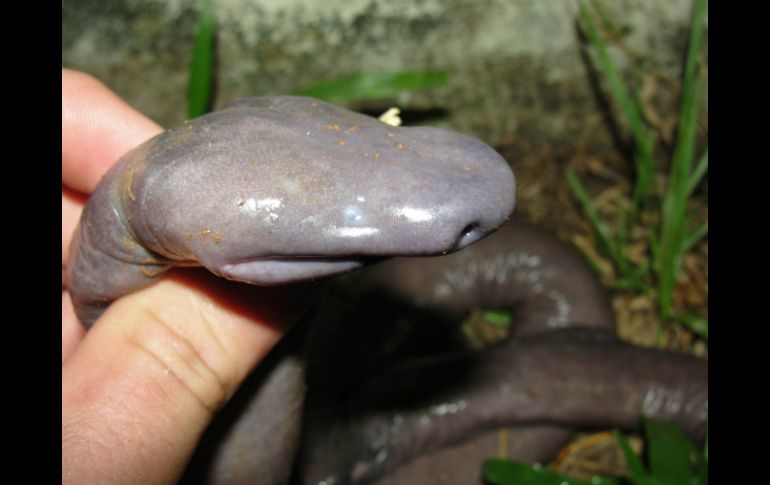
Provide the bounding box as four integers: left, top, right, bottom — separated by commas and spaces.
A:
62, 68, 315, 483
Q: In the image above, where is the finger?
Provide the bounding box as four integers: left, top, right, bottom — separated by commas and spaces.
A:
62, 269, 318, 484
62, 68, 163, 193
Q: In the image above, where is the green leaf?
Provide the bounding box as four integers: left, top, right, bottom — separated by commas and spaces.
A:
481, 310, 513, 328
644, 418, 696, 485
295, 70, 450, 104
482, 458, 620, 485
187, 0, 216, 119
615, 430, 650, 485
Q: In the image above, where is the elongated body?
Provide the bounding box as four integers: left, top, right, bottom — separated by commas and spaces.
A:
65, 97, 706, 485
295, 220, 707, 484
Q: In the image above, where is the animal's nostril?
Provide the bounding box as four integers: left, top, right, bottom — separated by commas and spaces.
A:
455, 224, 485, 250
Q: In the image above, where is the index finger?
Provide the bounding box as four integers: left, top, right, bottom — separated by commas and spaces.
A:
62, 68, 163, 194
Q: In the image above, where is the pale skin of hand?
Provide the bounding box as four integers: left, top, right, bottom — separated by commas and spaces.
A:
62, 69, 316, 484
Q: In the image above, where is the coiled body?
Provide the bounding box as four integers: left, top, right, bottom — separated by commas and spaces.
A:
290, 220, 707, 484
180, 220, 707, 484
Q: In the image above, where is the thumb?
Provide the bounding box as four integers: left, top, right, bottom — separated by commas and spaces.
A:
62, 269, 316, 484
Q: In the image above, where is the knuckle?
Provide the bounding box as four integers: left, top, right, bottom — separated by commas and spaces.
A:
125, 307, 231, 415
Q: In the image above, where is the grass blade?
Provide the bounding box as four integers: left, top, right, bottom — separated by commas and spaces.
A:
615, 200, 628, 254
615, 263, 651, 293
655, 0, 707, 319
295, 70, 449, 104
687, 148, 708, 197
580, 1, 648, 153
567, 170, 627, 272
579, 1, 655, 229
572, 0, 707, 329
187, 0, 216, 119
673, 313, 708, 339
681, 0, 708, 109
683, 220, 708, 252
657, 76, 706, 318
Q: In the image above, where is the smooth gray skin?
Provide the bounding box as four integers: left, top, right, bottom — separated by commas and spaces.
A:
295, 220, 707, 484
306, 330, 707, 484
67, 96, 515, 326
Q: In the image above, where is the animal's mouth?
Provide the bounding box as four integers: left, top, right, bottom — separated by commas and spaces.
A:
218, 256, 385, 285
216, 223, 491, 285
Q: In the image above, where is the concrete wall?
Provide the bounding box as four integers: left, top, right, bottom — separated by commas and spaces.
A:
63, 0, 703, 146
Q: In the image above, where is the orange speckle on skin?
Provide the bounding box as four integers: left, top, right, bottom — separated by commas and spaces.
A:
325, 124, 341, 131
120, 159, 138, 202
212, 234, 224, 244
338, 139, 346, 145
141, 267, 156, 277
397, 143, 405, 149
139, 258, 168, 277
345, 126, 360, 133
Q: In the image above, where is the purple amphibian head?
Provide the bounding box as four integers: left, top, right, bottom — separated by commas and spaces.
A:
67, 96, 515, 324
117, 96, 516, 284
